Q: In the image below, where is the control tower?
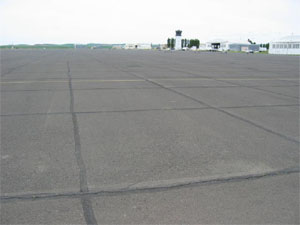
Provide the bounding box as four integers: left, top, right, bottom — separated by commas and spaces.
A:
175, 30, 182, 50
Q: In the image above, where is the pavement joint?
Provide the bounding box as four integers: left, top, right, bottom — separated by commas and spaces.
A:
1, 166, 298, 203
1, 77, 299, 84
150, 66, 300, 100
1, 104, 298, 117
216, 79, 299, 99
1, 85, 298, 93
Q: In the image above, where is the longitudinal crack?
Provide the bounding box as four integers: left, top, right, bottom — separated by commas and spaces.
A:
67, 61, 98, 225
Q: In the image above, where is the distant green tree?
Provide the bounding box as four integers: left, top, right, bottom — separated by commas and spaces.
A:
188, 39, 200, 48
188, 39, 193, 48
195, 39, 200, 48
167, 38, 171, 48
258, 43, 269, 50
170, 38, 175, 49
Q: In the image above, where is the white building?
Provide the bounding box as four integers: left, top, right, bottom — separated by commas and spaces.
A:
269, 35, 300, 55
199, 43, 206, 50
205, 39, 229, 51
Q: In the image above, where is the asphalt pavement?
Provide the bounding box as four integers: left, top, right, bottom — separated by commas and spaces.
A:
1, 49, 299, 224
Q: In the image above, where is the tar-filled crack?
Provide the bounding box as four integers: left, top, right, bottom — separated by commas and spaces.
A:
1, 104, 299, 117
216, 78, 299, 100
67, 61, 98, 225
1, 167, 299, 202
141, 64, 299, 100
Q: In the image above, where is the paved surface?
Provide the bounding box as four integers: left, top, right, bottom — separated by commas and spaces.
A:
1, 49, 299, 224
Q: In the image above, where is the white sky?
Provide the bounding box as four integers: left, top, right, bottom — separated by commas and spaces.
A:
0, 0, 299, 45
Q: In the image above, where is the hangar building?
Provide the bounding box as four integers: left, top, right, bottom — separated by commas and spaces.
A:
205, 40, 259, 52
229, 43, 260, 52
269, 35, 300, 55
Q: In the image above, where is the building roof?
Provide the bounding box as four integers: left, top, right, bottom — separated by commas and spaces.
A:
272, 35, 300, 43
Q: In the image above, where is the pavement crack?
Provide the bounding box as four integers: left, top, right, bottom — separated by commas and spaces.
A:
1, 167, 299, 202
67, 61, 98, 225
1, 104, 299, 117
217, 78, 299, 100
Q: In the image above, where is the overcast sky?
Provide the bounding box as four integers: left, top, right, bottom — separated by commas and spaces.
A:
0, 0, 299, 45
